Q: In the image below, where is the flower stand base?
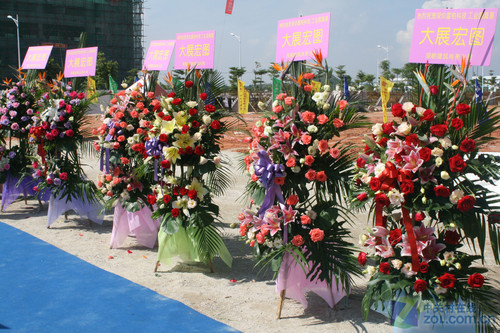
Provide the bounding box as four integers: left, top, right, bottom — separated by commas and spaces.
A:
110, 202, 160, 249
373, 294, 477, 332
156, 227, 202, 269
1, 174, 50, 211
275, 252, 347, 319
47, 193, 103, 227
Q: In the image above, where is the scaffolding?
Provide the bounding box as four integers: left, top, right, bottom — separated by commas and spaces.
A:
0, 0, 144, 81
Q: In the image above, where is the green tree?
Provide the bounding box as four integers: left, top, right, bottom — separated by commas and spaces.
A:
252, 61, 268, 92
123, 68, 139, 86
228, 67, 246, 92
95, 52, 118, 90
44, 58, 63, 83
379, 60, 393, 79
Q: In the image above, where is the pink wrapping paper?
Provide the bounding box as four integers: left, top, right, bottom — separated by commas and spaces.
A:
275, 251, 346, 308
47, 193, 103, 227
110, 202, 160, 249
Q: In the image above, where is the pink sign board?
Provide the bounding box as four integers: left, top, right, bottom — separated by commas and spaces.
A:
275, 12, 330, 63
174, 30, 215, 70
21, 46, 53, 69
409, 8, 498, 66
143, 40, 176, 71
64, 46, 98, 78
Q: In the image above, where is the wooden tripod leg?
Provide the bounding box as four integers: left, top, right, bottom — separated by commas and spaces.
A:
64, 212, 68, 220
208, 258, 214, 273
88, 219, 93, 228
154, 260, 160, 272
38, 199, 43, 210
277, 289, 286, 319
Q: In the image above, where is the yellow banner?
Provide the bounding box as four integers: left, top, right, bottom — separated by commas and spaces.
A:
238, 79, 249, 114
87, 76, 97, 103
311, 80, 321, 93
380, 76, 394, 123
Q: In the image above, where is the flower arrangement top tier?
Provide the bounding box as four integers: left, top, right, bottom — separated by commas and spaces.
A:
352, 62, 500, 323
31, 72, 101, 203
94, 73, 160, 213
240, 53, 368, 294
147, 69, 236, 269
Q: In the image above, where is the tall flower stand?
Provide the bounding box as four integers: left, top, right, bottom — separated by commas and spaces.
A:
110, 202, 160, 249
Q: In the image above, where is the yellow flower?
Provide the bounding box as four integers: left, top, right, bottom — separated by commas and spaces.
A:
173, 133, 195, 149
187, 178, 208, 200
161, 119, 176, 134
163, 147, 180, 163
174, 111, 188, 127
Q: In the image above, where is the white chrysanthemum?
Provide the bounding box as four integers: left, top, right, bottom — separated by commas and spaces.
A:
186, 101, 198, 108
307, 125, 318, 133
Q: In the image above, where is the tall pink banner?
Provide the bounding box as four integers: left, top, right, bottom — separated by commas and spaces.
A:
275, 12, 330, 63
143, 40, 176, 71
64, 46, 98, 78
409, 8, 498, 66
174, 30, 215, 70
21, 46, 53, 69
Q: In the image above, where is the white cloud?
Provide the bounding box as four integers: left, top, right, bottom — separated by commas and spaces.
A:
396, 19, 415, 63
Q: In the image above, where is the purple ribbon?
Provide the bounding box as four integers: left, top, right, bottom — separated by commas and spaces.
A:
254, 150, 288, 243
145, 137, 163, 181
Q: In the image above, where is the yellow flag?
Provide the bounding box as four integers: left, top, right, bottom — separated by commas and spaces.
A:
87, 76, 97, 103
380, 76, 394, 123
238, 79, 249, 114
311, 80, 321, 93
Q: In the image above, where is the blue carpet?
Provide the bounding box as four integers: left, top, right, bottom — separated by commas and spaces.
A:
0, 222, 238, 333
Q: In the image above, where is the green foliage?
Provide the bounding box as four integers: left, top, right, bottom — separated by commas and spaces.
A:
95, 52, 119, 90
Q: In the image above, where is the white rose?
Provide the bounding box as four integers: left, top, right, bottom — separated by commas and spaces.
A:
291, 166, 301, 173
402, 102, 415, 112
264, 126, 273, 136
360, 173, 371, 184
372, 123, 384, 136
322, 85, 331, 92
439, 137, 452, 149
359, 233, 369, 245
192, 132, 202, 141
388, 189, 404, 205
307, 125, 318, 133
452, 145, 459, 150
274, 238, 283, 248
187, 200, 197, 209
126, 124, 134, 131
199, 157, 208, 165
449, 189, 464, 204
247, 231, 255, 240
202, 115, 211, 125
306, 210, 317, 220
265, 239, 274, 248
422, 196, 427, 204
186, 101, 198, 108
434, 285, 448, 295
391, 259, 403, 270
440, 171, 450, 180
127, 137, 135, 145
415, 106, 426, 117
307, 145, 317, 155
435, 157, 443, 167
322, 103, 330, 110
397, 122, 412, 136
431, 147, 444, 157
258, 101, 266, 110
272, 101, 279, 108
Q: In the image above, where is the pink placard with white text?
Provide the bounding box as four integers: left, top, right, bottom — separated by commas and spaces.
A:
174, 30, 215, 70
143, 40, 176, 71
21, 46, 53, 69
275, 12, 330, 63
409, 8, 498, 66
64, 46, 98, 78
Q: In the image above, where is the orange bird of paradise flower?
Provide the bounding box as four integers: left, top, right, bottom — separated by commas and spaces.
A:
3, 78, 12, 86
56, 71, 64, 81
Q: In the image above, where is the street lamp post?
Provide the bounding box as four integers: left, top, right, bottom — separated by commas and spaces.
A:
7, 14, 21, 69
230, 32, 241, 69
377, 45, 389, 88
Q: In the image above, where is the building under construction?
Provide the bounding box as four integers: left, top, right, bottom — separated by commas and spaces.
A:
0, 0, 144, 82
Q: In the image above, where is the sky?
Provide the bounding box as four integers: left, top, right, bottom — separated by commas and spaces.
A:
144, 0, 500, 84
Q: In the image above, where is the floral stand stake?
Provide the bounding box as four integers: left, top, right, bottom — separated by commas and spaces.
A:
352, 63, 500, 332
239, 55, 367, 318
146, 69, 235, 272
95, 73, 160, 249
32, 73, 103, 227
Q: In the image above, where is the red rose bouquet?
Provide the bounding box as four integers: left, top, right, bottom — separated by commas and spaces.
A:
146, 69, 234, 269
352, 63, 500, 327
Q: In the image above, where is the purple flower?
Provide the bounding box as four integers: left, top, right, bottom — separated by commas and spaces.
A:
9, 111, 17, 118
64, 122, 72, 129
53, 178, 62, 186
8, 94, 15, 100
20, 93, 26, 98
11, 123, 19, 131
8, 151, 16, 158
419, 166, 437, 184
24, 101, 30, 106
12, 102, 20, 108
21, 116, 29, 122
26, 108, 33, 115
